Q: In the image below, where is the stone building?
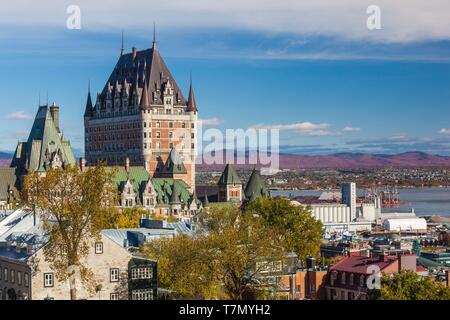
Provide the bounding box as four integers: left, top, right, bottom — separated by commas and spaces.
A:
84, 37, 198, 191
0, 209, 160, 300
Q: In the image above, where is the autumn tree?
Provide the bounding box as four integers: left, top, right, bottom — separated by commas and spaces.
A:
100, 207, 146, 229
204, 210, 285, 300
245, 197, 323, 261
369, 270, 450, 300
22, 164, 116, 300
140, 234, 218, 299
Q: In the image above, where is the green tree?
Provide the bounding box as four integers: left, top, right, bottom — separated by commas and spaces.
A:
22, 164, 116, 300
370, 270, 450, 300
245, 197, 323, 261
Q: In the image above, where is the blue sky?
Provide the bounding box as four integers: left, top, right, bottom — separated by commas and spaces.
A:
0, 1, 449, 155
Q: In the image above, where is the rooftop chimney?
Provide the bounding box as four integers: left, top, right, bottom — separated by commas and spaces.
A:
49, 102, 60, 132
132, 47, 137, 60
125, 157, 130, 173
79, 157, 86, 173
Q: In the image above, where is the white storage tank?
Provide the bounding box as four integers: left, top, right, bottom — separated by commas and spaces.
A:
383, 218, 427, 231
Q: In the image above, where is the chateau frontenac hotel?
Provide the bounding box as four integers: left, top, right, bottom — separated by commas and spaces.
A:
84, 37, 197, 190
1, 34, 268, 219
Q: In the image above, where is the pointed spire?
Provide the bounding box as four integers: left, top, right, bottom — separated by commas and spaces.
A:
84, 80, 93, 117
203, 190, 209, 207
140, 80, 150, 110
152, 22, 157, 49
170, 182, 181, 204
186, 74, 198, 112
121, 30, 124, 56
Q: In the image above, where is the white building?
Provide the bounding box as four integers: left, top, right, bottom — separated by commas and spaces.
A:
341, 182, 356, 221
383, 218, 427, 232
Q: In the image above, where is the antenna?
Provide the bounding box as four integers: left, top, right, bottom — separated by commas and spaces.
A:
152, 22, 156, 48
121, 31, 124, 55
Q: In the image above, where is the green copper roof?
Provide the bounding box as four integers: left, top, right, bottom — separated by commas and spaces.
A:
152, 178, 191, 205
218, 164, 241, 185
162, 148, 187, 174
244, 168, 267, 200
111, 166, 192, 206
11, 105, 76, 174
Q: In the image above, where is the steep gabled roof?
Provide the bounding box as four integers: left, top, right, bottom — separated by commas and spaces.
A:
11, 105, 76, 175
244, 168, 267, 200
101, 45, 186, 106
218, 164, 241, 185
163, 148, 187, 174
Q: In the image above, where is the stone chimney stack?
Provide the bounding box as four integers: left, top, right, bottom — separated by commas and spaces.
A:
125, 157, 130, 173
132, 47, 137, 60
50, 102, 60, 132
79, 157, 86, 173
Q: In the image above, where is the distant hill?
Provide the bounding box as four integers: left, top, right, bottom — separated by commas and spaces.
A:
197, 151, 450, 170
0, 152, 11, 167
3, 150, 449, 170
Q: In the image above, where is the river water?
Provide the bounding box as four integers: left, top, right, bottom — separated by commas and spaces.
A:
271, 187, 450, 217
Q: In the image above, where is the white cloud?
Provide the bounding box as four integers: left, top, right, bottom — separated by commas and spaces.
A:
1, 1, 450, 43
252, 122, 341, 136
439, 128, 450, 135
200, 118, 222, 127
342, 126, 361, 132
5, 111, 32, 120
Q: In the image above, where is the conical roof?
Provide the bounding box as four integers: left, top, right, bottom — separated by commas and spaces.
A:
244, 168, 267, 200
139, 80, 151, 110
84, 90, 93, 117
203, 190, 209, 207
218, 163, 240, 185
186, 83, 198, 112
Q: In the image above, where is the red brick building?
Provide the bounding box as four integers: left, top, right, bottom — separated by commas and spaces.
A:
84, 36, 197, 191
325, 253, 419, 300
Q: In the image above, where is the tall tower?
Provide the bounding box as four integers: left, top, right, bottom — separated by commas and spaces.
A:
83, 34, 198, 190
341, 182, 357, 221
